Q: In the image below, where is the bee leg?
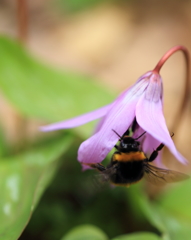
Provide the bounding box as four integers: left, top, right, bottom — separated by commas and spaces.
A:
148, 143, 165, 162
89, 163, 106, 172
148, 133, 174, 162
114, 145, 119, 150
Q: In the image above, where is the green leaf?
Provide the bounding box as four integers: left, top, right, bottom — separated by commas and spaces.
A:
146, 206, 191, 240
61, 224, 108, 240
159, 178, 191, 222
127, 184, 167, 233
127, 182, 191, 240
0, 133, 73, 240
156, 179, 191, 240
112, 232, 161, 240
0, 37, 114, 136
168, 222, 191, 240
127, 184, 170, 240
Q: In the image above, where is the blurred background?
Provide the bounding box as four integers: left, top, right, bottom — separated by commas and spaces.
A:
0, 0, 191, 156
0, 0, 191, 240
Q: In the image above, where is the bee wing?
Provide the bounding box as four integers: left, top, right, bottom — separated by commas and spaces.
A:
101, 167, 118, 181
144, 163, 189, 186
87, 163, 117, 183
89, 167, 118, 190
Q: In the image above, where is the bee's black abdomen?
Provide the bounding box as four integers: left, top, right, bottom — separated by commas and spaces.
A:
109, 161, 144, 184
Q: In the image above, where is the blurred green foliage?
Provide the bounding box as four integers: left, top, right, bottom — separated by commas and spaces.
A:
0, 37, 114, 137
56, 0, 132, 13
61, 225, 108, 240
0, 133, 73, 240
57, 0, 104, 12
0, 36, 190, 240
112, 232, 161, 240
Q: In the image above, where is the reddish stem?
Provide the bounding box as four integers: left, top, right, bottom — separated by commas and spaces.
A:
17, 0, 28, 42
154, 46, 190, 131
153, 46, 190, 74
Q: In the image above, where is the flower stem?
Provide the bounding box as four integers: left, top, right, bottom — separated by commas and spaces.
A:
154, 46, 190, 131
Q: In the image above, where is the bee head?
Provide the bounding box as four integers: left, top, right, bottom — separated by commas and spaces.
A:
120, 137, 140, 151
112, 129, 146, 152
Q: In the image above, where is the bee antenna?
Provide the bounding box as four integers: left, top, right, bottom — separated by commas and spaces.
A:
171, 132, 174, 138
112, 129, 122, 140
134, 131, 146, 140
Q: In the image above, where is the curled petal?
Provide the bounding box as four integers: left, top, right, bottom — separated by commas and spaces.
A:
78, 79, 149, 164
40, 104, 112, 131
78, 100, 137, 163
136, 94, 187, 164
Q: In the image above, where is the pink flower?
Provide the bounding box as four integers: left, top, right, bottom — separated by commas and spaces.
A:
40, 46, 190, 166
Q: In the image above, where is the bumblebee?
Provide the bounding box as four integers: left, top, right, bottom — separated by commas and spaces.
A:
88, 130, 189, 187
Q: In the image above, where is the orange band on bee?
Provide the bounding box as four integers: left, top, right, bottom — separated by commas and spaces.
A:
113, 151, 146, 162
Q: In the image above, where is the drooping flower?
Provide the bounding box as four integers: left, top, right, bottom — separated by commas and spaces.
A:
40, 46, 190, 166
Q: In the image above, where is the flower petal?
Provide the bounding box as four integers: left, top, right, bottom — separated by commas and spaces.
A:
78, 79, 149, 164
40, 71, 152, 133
93, 86, 133, 134
40, 104, 112, 131
78, 100, 137, 163
136, 94, 187, 164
